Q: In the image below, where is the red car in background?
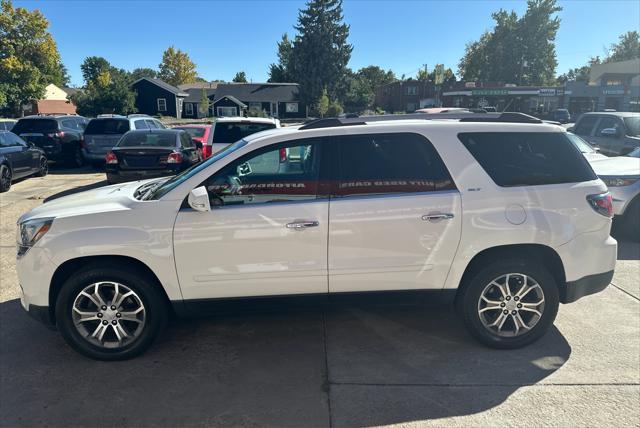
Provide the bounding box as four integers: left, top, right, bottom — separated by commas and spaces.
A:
173, 125, 213, 158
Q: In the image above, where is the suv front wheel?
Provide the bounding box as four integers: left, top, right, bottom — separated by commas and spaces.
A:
460, 259, 559, 349
55, 265, 168, 360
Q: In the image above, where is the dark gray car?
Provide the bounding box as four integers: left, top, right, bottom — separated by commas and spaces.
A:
571, 112, 640, 156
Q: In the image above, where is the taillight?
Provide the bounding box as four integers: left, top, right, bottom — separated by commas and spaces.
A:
105, 151, 118, 164
167, 152, 183, 164
202, 144, 212, 159
587, 192, 613, 217
47, 131, 65, 139
279, 148, 287, 163
79, 136, 86, 149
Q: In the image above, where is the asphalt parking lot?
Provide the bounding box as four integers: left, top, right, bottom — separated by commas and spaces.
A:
0, 168, 638, 427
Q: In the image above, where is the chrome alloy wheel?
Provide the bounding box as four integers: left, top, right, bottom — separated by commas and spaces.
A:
72, 282, 146, 348
477, 273, 545, 337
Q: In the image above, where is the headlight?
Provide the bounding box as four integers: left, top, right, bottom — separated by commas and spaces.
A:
17, 218, 54, 257
601, 177, 639, 187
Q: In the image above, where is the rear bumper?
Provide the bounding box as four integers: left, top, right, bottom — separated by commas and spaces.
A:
82, 150, 107, 162
106, 168, 178, 183
560, 270, 613, 303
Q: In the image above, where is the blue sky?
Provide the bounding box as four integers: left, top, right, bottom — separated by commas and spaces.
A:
15, 0, 640, 87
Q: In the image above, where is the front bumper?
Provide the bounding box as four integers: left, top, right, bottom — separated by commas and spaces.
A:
560, 270, 613, 303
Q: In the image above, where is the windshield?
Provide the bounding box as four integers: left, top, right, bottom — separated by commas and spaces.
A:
85, 119, 130, 135
12, 119, 58, 134
146, 138, 249, 200
117, 132, 176, 148
566, 133, 596, 153
213, 122, 276, 145
175, 127, 206, 138
623, 117, 640, 136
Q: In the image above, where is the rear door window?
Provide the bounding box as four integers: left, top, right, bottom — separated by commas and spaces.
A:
146, 120, 159, 129
595, 117, 622, 135
12, 119, 58, 134
133, 120, 149, 130
213, 122, 276, 145
458, 132, 597, 187
574, 116, 599, 136
335, 133, 456, 196
85, 119, 130, 135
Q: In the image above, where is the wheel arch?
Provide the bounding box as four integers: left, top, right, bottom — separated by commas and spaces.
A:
454, 244, 566, 311
49, 255, 172, 325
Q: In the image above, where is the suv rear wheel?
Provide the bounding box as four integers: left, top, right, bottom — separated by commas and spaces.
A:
55, 265, 168, 360
460, 259, 559, 349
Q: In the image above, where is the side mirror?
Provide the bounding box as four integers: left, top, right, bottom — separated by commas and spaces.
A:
193, 140, 203, 150
600, 128, 620, 138
188, 186, 211, 212
592, 145, 601, 153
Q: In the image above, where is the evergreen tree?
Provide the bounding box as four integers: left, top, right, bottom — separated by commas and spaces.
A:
198, 88, 210, 116
288, 0, 352, 105
268, 33, 293, 82
315, 88, 329, 117
232, 71, 248, 83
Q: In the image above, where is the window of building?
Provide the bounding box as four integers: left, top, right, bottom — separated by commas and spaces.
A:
406, 86, 418, 95
217, 106, 238, 117
185, 103, 194, 116
605, 79, 623, 86
458, 132, 596, 187
157, 98, 167, 112
335, 133, 456, 197
285, 102, 299, 113
203, 139, 321, 207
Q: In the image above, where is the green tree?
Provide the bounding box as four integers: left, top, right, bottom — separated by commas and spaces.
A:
268, 33, 293, 82
314, 88, 329, 117
556, 56, 600, 84
71, 57, 136, 116
0, 0, 68, 115
342, 66, 396, 113
158, 46, 197, 86
605, 31, 640, 63
327, 99, 343, 117
232, 71, 248, 83
198, 88, 210, 116
288, 0, 353, 105
130, 67, 158, 82
458, 0, 561, 85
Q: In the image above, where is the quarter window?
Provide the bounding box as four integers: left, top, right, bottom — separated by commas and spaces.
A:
336, 133, 456, 197
458, 132, 597, 187
203, 139, 321, 207
595, 117, 621, 136
134, 120, 149, 130
157, 98, 167, 112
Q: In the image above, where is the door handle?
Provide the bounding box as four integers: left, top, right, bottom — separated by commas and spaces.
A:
286, 220, 319, 230
422, 213, 454, 222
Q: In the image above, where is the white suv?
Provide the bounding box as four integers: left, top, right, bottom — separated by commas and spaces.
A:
16, 113, 617, 360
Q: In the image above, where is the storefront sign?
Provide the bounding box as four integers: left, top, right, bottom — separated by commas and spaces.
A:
538, 88, 556, 96
602, 88, 625, 95
471, 89, 508, 96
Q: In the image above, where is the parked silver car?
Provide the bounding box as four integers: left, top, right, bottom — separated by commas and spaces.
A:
571, 112, 640, 156
83, 114, 166, 164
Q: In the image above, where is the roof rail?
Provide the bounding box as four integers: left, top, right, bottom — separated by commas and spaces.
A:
299, 112, 542, 130
97, 114, 125, 118
127, 114, 150, 118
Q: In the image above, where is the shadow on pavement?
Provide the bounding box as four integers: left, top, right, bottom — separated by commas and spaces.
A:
47, 163, 103, 176
0, 299, 571, 427
43, 180, 108, 203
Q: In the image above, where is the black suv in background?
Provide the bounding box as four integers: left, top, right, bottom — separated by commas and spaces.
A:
12, 115, 88, 167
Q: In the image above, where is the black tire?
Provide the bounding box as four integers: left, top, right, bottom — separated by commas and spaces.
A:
55, 264, 168, 360
459, 259, 559, 349
34, 156, 48, 177
0, 164, 12, 192
66, 145, 84, 168
619, 198, 640, 242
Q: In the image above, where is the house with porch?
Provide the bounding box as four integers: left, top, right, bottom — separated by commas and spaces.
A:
210, 83, 307, 119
